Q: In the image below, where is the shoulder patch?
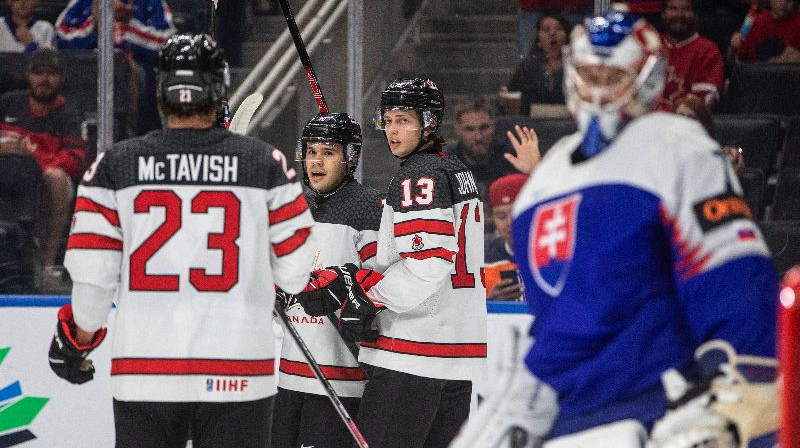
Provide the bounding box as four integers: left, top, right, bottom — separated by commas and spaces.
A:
693, 192, 752, 232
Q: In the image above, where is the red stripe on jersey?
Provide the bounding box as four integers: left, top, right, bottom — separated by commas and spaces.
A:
361, 336, 486, 358
279, 359, 367, 381
111, 358, 275, 376
74, 197, 121, 226
400, 248, 456, 262
67, 233, 123, 251
358, 241, 377, 262
269, 194, 308, 224
273, 227, 311, 257
395, 219, 455, 237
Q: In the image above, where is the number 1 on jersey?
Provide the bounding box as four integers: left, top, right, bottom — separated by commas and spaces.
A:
451, 202, 480, 289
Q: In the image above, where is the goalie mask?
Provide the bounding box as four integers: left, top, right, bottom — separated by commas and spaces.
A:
296, 112, 362, 190
157, 34, 230, 109
374, 78, 444, 135
564, 12, 665, 156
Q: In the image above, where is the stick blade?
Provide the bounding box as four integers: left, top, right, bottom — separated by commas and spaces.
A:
229, 93, 264, 135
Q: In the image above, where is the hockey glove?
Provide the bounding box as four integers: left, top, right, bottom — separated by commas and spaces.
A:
48, 304, 107, 385
275, 288, 296, 310
647, 340, 778, 448
328, 263, 386, 343
295, 269, 347, 316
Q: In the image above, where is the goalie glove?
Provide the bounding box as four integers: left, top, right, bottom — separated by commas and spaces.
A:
328, 263, 386, 343
647, 340, 778, 448
295, 268, 347, 317
48, 304, 107, 385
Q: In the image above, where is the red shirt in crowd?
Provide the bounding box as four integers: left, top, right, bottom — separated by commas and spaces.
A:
738, 10, 800, 61
0, 91, 87, 181
659, 33, 725, 111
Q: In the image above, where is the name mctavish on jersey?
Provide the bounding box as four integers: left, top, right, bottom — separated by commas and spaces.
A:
137, 153, 239, 183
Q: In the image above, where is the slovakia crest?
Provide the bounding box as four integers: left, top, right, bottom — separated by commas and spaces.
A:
529, 194, 581, 297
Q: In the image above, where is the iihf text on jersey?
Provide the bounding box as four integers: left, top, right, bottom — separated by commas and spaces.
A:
138, 154, 239, 183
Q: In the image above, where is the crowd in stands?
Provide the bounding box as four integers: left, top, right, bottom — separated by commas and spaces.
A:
0, 0, 798, 297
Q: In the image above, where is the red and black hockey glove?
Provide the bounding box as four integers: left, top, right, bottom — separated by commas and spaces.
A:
296, 268, 347, 317
48, 304, 107, 385
328, 264, 386, 343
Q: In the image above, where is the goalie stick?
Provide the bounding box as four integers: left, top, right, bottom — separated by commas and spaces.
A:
273, 304, 370, 448
277, 0, 329, 114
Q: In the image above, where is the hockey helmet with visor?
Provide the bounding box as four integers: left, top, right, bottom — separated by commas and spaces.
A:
296, 112, 362, 189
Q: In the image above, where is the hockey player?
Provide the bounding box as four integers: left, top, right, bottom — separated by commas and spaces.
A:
271, 112, 383, 448
307, 78, 487, 448
452, 12, 778, 448
47, 34, 315, 447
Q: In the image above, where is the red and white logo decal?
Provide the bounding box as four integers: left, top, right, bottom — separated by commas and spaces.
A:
529, 193, 581, 297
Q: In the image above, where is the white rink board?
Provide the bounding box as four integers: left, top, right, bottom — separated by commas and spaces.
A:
0, 298, 531, 447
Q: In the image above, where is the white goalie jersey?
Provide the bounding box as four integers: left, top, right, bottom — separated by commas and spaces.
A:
278, 179, 383, 398
64, 128, 315, 403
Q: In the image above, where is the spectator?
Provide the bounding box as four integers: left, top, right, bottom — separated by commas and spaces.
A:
659, 0, 725, 111
484, 173, 528, 302
448, 97, 518, 201
733, 0, 800, 62
515, 1, 591, 60
500, 12, 571, 117
673, 94, 745, 176
619, 0, 663, 25
0, 48, 87, 290
0, 0, 55, 54
55, 0, 176, 134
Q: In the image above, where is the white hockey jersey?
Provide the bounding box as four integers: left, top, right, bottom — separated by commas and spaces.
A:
361, 147, 487, 382
278, 179, 382, 397
64, 128, 315, 403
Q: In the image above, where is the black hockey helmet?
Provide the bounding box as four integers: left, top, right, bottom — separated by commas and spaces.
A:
157, 34, 229, 109
296, 112, 363, 187
375, 78, 444, 134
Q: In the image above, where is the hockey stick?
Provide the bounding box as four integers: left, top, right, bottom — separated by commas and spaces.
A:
277, 0, 329, 114
273, 305, 369, 448
229, 93, 263, 134
277, 0, 367, 364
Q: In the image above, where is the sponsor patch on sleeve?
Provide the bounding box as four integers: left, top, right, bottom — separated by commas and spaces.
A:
693, 193, 752, 232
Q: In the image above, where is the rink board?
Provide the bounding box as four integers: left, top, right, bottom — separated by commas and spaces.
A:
0, 296, 531, 447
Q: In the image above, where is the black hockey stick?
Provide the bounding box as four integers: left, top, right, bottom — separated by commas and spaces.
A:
277, 0, 329, 114
273, 305, 369, 448
277, 0, 366, 364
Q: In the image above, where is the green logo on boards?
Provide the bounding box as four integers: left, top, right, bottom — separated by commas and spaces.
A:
0, 347, 49, 447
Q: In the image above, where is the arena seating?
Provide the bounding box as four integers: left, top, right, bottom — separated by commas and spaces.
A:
725, 62, 800, 116
772, 168, 800, 221
758, 220, 800, 274
713, 114, 782, 174
779, 116, 800, 169
740, 167, 766, 220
